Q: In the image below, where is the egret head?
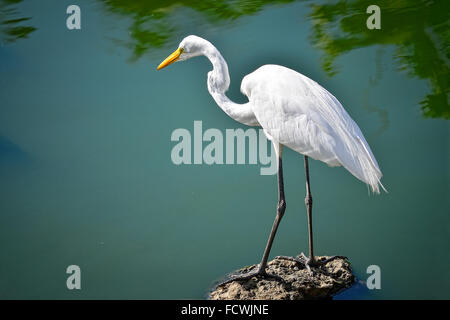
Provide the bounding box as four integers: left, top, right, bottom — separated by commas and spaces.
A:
157, 35, 208, 70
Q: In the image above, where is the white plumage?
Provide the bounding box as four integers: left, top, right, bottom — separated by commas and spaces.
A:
241, 64, 385, 193
158, 35, 384, 193
157, 35, 386, 278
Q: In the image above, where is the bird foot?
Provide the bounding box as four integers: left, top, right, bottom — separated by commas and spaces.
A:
276, 253, 346, 276
217, 267, 284, 287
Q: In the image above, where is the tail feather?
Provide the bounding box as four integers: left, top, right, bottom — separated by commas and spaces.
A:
332, 132, 386, 194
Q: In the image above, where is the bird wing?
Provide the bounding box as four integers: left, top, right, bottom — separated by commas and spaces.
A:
241, 64, 385, 193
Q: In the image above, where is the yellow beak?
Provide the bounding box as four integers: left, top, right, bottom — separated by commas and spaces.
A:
157, 48, 183, 70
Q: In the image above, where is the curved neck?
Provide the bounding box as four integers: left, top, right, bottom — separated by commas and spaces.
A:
204, 46, 230, 94
202, 42, 258, 126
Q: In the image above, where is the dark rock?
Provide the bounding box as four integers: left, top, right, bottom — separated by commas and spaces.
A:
209, 255, 354, 300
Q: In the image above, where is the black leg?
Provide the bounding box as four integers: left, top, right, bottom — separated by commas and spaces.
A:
217, 154, 286, 286
304, 155, 315, 264
277, 156, 345, 275
258, 156, 286, 272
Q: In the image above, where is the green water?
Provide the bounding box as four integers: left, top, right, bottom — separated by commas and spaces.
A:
0, 0, 449, 299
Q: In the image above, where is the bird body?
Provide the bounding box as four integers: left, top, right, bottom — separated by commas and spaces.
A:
241, 64, 385, 193
161, 35, 384, 193
157, 35, 385, 281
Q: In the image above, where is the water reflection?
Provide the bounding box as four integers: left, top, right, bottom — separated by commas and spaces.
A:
0, 0, 36, 44
100, 0, 295, 60
101, 0, 449, 119
103, 0, 450, 119
0, 0, 448, 300
2, 1, 446, 118
309, 0, 449, 119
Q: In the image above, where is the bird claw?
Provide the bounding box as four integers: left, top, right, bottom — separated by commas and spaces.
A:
276, 253, 312, 274
216, 267, 284, 287
276, 253, 346, 276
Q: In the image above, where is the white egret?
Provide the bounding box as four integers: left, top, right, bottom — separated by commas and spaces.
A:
157, 35, 385, 282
